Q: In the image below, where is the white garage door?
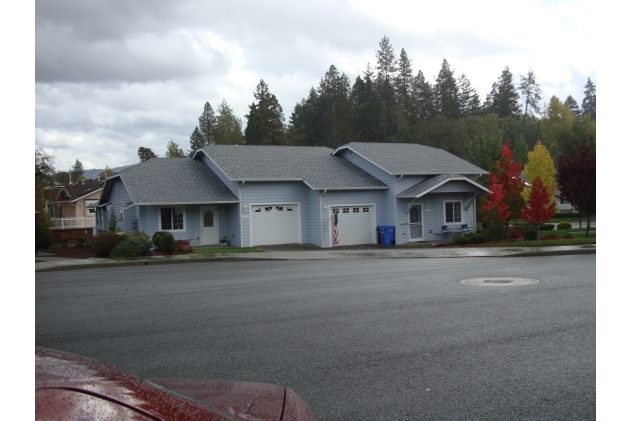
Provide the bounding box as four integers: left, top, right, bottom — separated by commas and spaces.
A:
251, 204, 301, 246
330, 205, 376, 246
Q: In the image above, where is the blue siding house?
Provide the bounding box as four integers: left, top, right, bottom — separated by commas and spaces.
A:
96, 143, 488, 247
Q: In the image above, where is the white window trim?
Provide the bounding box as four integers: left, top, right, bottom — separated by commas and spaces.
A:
159, 205, 186, 232
443, 200, 463, 225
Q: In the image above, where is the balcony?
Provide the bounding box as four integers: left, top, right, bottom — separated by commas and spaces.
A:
50, 217, 96, 229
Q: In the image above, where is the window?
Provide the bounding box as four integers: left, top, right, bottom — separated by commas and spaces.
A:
353, 208, 359, 213
363, 207, 369, 212
343, 208, 350, 213
120, 202, 124, 221
444, 201, 462, 224
85, 200, 97, 215
160, 206, 185, 231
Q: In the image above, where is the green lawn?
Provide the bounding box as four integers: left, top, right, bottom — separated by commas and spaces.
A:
193, 247, 266, 254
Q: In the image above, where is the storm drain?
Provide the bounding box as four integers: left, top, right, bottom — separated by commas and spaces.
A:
460, 277, 540, 287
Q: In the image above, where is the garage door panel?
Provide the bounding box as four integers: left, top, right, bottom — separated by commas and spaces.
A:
251, 204, 300, 246
331, 206, 375, 246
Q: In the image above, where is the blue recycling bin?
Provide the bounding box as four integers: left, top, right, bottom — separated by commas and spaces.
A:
379, 225, 395, 247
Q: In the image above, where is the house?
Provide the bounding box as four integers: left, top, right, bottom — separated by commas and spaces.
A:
45, 179, 104, 228
95, 143, 488, 247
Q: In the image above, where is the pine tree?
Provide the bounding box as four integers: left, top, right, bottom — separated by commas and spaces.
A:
412, 70, 435, 121
581, 78, 596, 121
215, 99, 243, 144
395, 49, 414, 124
485, 67, 521, 118
514, 135, 529, 165
434, 59, 460, 119
564, 95, 582, 118
375, 36, 398, 137
198, 102, 217, 145
189, 126, 205, 156
165, 140, 185, 158
457, 73, 481, 117
245, 80, 286, 145
71, 159, 84, 179
518, 68, 542, 124
318, 65, 353, 147
351, 69, 383, 143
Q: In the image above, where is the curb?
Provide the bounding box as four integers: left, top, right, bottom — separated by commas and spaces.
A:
503, 248, 596, 258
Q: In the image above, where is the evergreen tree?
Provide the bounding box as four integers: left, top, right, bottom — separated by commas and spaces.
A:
412, 70, 435, 121
518, 68, 542, 124
165, 140, 185, 158
434, 59, 460, 119
71, 159, 84, 179
318, 65, 353, 147
198, 102, 217, 145
457, 73, 481, 117
375, 36, 398, 137
395, 49, 414, 124
581, 78, 596, 121
485, 67, 521, 118
215, 99, 243, 144
351, 69, 383, 143
245, 80, 286, 145
188, 126, 205, 156
465, 115, 503, 171
564, 95, 582, 118
138, 147, 157, 162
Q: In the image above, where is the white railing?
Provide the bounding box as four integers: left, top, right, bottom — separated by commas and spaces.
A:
50, 217, 96, 229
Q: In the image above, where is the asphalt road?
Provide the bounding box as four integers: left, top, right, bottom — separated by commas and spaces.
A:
36, 256, 595, 421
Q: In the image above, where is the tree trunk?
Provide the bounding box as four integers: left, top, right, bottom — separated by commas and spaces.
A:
537, 224, 540, 241
585, 212, 591, 238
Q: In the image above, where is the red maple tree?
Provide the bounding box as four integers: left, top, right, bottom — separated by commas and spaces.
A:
486, 141, 524, 238
519, 177, 556, 240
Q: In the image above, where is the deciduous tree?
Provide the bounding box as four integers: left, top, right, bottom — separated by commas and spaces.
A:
35, 148, 56, 248
138, 147, 157, 162
98, 166, 115, 179
488, 141, 524, 237
522, 142, 556, 205
540, 96, 574, 161
519, 176, 556, 240
557, 145, 596, 237
165, 140, 185, 158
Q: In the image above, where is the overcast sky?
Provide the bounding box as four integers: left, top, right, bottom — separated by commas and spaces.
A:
34, 0, 597, 171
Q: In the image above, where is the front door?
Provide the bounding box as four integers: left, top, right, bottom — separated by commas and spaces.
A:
409, 204, 423, 240
200, 206, 219, 245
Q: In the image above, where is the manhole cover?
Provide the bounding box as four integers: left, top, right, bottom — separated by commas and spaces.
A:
460, 277, 540, 287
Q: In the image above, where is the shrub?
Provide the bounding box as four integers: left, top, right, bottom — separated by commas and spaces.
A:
107, 210, 119, 232
454, 232, 485, 245
523, 229, 538, 241
557, 221, 572, 230
35, 213, 55, 249
131, 232, 152, 256
76, 237, 93, 248
541, 233, 559, 240
152, 231, 176, 253
454, 235, 471, 245
509, 227, 524, 239
110, 239, 143, 258
539, 224, 555, 231
176, 239, 194, 253
562, 233, 574, 239
93, 232, 122, 257
483, 224, 506, 242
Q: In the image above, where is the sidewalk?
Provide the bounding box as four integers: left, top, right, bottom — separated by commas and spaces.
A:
35, 243, 596, 273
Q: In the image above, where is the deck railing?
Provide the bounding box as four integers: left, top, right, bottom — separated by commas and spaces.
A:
50, 217, 96, 229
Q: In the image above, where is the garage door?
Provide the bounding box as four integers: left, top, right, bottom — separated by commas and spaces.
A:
330, 205, 376, 246
251, 204, 301, 246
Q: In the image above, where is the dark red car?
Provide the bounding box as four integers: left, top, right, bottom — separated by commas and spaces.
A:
36, 347, 319, 421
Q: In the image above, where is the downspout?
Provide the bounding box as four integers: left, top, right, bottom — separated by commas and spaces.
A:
239, 181, 244, 248
393, 175, 403, 244
319, 190, 327, 248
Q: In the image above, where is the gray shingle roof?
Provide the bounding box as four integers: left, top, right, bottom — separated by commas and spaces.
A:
118, 158, 238, 204
397, 173, 489, 198
198, 145, 387, 190
333, 142, 487, 175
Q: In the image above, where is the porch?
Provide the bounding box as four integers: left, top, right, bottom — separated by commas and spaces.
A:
50, 217, 96, 229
